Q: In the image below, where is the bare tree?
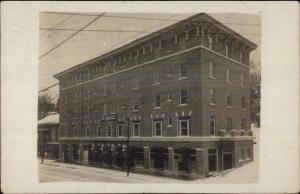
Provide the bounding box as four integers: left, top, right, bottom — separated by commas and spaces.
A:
38, 93, 56, 120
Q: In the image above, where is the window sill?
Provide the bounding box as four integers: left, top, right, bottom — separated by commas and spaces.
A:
179, 103, 188, 107
131, 88, 138, 90
245, 158, 251, 161
152, 82, 160, 86
238, 159, 245, 162
241, 108, 247, 110
178, 77, 188, 80
226, 106, 232, 109
209, 76, 217, 80
167, 99, 173, 102
226, 81, 232, 85
167, 125, 173, 128
132, 110, 139, 112
153, 107, 161, 110
210, 103, 216, 106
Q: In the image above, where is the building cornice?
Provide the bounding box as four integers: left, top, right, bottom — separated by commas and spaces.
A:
54, 13, 257, 79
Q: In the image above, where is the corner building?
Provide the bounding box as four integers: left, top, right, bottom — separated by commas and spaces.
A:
54, 13, 257, 179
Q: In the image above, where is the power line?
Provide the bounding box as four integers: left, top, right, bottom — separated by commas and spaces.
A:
40, 14, 73, 37
39, 12, 106, 60
41, 12, 261, 26
39, 83, 59, 93
39, 27, 261, 36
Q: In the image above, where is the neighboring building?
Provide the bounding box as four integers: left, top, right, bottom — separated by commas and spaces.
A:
38, 112, 59, 159
54, 13, 257, 179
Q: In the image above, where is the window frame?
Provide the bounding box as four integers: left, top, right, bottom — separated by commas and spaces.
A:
133, 100, 139, 111
179, 64, 187, 79
209, 116, 216, 136
226, 92, 232, 107
107, 125, 113, 137
178, 119, 190, 136
117, 124, 124, 137
209, 62, 216, 79
226, 68, 231, 84
209, 88, 216, 105
132, 122, 140, 137
153, 71, 160, 85
226, 117, 232, 132
153, 121, 163, 136
180, 90, 188, 105
154, 94, 161, 108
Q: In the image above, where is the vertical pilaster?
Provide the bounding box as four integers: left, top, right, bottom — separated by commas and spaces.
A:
143, 146, 150, 169
196, 148, 209, 178
168, 147, 175, 172
59, 144, 64, 162
68, 144, 73, 162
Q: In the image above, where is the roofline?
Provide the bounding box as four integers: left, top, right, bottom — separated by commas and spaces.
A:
53, 13, 257, 79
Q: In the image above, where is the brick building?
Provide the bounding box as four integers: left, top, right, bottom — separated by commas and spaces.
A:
54, 13, 257, 179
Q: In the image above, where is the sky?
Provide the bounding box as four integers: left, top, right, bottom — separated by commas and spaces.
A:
39, 13, 261, 102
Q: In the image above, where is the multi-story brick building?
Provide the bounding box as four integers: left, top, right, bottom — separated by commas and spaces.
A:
54, 13, 257, 179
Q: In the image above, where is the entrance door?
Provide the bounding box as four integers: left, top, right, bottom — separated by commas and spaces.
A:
222, 152, 233, 170
208, 149, 217, 172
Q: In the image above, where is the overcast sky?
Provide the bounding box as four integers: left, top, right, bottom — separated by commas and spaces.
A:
39, 13, 261, 102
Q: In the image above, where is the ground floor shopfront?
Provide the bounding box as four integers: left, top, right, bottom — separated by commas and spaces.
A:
58, 137, 253, 179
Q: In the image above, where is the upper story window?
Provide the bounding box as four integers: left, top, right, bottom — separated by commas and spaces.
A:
132, 122, 140, 136
209, 62, 216, 79
208, 35, 213, 49
179, 64, 187, 79
74, 127, 78, 137
241, 74, 245, 88
210, 116, 216, 136
241, 119, 246, 130
178, 119, 190, 136
167, 68, 172, 77
224, 40, 229, 57
167, 92, 172, 101
107, 125, 112, 137
226, 117, 232, 132
153, 71, 160, 85
226, 92, 232, 107
155, 94, 161, 108
133, 101, 139, 111
117, 124, 123, 137
132, 79, 138, 89
241, 97, 246, 109
97, 125, 102, 136
180, 90, 188, 105
153, 120, 162, 136
168, 117, 173, 127
226, 69, 231, 84
209, 89, 216, 105
86, 125, 90, 137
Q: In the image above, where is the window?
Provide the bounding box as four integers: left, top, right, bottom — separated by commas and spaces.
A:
241, 74, 245, 88
209, 89, 216, 105
226, 117, 232, 132
74, 127, 78, 137
167, 68, 172, 77
226, 69, 230, 83
225, 41, 229, 56
180, 90, 188, 105
167, 92, 172, 101
133, 101, 139, 111
107, 125, 112, 137
103, 103, 107, 114
153, 121, 162, 136
153, 71, 160, 84
178, 119, 189, 136
241, 97, 246, 109
226, 92, 232, 107
168, 117, 173, 126
132, 122, 140, 136
179, 64, 187, 79
247, 149, 251, 159
97, 125, 102, 136
155, 94, 161, 108
86, 126, 90, 137
132, 79, 138, 89
117, 124, 123, 137
209, 62, 216, 79
103, 85, 107, 96
241, 119, 246, 130
208, 35, 213, 49
210, 116, 216, 135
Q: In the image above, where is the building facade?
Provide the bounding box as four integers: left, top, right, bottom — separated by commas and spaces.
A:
38, 112, 59, 159
54, 13, 256, 179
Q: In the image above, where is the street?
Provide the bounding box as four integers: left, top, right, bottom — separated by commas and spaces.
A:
39, 128, 259, 183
